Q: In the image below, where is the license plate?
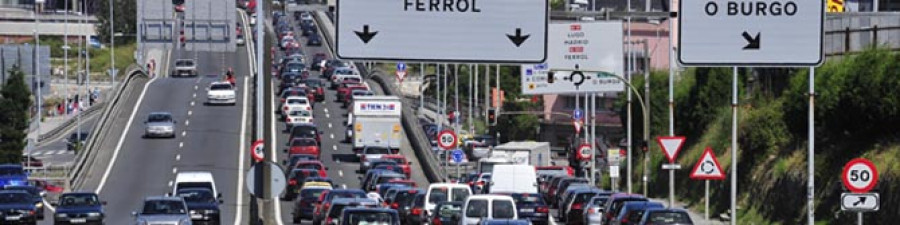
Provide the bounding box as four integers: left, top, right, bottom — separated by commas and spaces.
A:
191, 214, 203, 219
70, 218, 87, 223
521, 209, 534, 213
4, 216, 20, 221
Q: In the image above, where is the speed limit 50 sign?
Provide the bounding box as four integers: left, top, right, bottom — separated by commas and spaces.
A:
842, 158, 879, 193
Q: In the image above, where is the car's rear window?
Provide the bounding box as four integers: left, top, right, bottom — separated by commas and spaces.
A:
287, 98, 308, 104
382, 157, 406, 164
647, 211, 693, 224
437, 204, 462, 219
492, 200, 515, 219
296, 163, 323, 170
176, 60, 193, 66
365, 147, 391, 155
428, 188, 448, 204
148, 114, 172, 122
465, 199, 487, 217
347, 211, 395, 224
292, 138, 316, 146
451, 188, 469, 202
300, 188, 327, 199
210, 83, 233, 90
511, 193, 543, 205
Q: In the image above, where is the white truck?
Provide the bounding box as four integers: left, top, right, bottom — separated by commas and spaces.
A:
489, 141, 552, 167
348, 96, 403, 153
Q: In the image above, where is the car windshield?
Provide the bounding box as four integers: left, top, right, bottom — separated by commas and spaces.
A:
58, 194, 101, 207
141, 200, 186, 215
0, 192, 31, 204
437, 204, 462, 219
296, 163, 323, 170
348, 211, 394, 225
492, 200, 515, 219
176, 60, 193, 66
306, 79, 322, 87
148, 114, 172, 123
0, 167, 23, 176
648, 211, 693, 224
301, 188, 328, 199
292, 138, 317, 146
365, 147, 390, 155
344, 77, 362, 83
210, 83, 233, 90
177, 189, 216, 203
451, 188, 469, 202
286, 63, 305, 71
465, 199, 487, 217
287, 98, 308, 104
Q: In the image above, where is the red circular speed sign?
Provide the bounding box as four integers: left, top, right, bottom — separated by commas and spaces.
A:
841, 158, 878, 193
576, 144, 592, 161
251, 139, 265, 162
437, 130, 457, 150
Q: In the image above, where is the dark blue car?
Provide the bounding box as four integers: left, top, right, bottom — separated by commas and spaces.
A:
509, 193, 549, 225
0, 190, 40, 224
177, 188, 222, 224
53, 192, 105, 225
3, 186, 45, 220
0, 164, 28, 187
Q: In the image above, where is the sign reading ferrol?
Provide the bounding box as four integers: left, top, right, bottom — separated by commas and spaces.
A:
679, 0, 824, 66
336, 0, 548, 63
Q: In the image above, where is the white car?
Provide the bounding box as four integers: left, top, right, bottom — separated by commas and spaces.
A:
281, 96, 311, 116
206, 82, 236, 105
285, 109, 313, 127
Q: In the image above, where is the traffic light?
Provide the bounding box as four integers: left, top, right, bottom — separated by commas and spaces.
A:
487, 108, 497, 126
547, 71, 555, 83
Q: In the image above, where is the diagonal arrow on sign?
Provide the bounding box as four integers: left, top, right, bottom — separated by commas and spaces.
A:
657, 136, 686, 163
689, 147, 726, 180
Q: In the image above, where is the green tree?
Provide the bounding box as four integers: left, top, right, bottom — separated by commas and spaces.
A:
0, 66, 33, 163
93, 0, 137, 44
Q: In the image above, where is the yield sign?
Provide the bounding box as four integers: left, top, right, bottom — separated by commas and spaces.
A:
656, 136, 686, 163
690, 147, 726, 180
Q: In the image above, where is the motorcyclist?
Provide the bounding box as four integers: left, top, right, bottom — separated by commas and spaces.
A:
225, 68, 236, 86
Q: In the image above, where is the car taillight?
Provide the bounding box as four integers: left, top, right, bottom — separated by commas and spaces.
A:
572, 203, 583, 210
536, 206, 549, 213
432, 217, 442, 225
477, 181, 484, 186
283, 106, 289, 111
325, 217, 333, 224
567, 167, 575, 176
289, 179, 297, 185
411, 208, 423, 215
391, 202, 399, 209
307, 106, 311, 110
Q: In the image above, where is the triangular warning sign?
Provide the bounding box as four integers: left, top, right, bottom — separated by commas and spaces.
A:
690, 147, 726, 180
657, 136, 686, 163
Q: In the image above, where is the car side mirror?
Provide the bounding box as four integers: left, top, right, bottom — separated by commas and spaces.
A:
218, 193, 223, 199
219, 199, 224, 204
357, 176, 363, 180
102, 201, 108, 206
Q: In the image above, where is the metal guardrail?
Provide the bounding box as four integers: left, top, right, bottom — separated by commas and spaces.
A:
67, 63, 149, 189
36, 101, 106, 143
311, 10, 447, 182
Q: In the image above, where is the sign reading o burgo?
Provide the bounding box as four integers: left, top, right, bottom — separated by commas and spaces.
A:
842, 158, 878, 193
437, 130, 458, 150
251, 139, 265, 162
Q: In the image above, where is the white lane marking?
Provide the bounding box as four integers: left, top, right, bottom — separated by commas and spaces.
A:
190, 101, 195, 106
168, 180, 173, 187
193, 93, 197, 98
188, 110, 193, 116
194, 85, 199, 90
185, 120, 190, 126
338, 170, 343, 177
43, 199, 56, 212
325, 113, 329, 118
332, 145, 337, 151
96, 73, 160, 193
328, 123, 332, 128
172, 167, 178, 174
234, 75, 251, 225
182, 131, 187, 137
324, 108, 328, 113
330, 134, 334, 139
176, 154, 181, 161
179, 142, 184, 148
341, 184, 347, 189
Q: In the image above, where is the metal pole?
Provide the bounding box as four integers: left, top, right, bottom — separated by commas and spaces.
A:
64, 0, 69, 119
705, 180, 709, 220
857, 212, 862, 225
808, 67, 816, 224
33, 10, 41, 144
625, 3, 633, 193
455, 64, 459, 131
436, 64, 442, 132
590, 93, 596, 185
419, 63, 424, 112
484, 65, 489, 124
77, 14, 83, 146
495, 64, 500, 142
643, 40, 650, 197
730, 67, 738, 225
474, 64, 478, 120
468, 64, 473, 134
109, 0, 115, 86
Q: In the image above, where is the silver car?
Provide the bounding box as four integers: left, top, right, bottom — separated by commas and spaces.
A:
144, 112, 176, 138
132, 196, 193, 225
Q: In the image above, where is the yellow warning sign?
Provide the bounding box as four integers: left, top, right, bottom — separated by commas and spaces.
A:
827, 0, 843, 12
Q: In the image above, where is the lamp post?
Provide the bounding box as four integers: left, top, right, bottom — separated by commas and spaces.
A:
109, 0, 115, 86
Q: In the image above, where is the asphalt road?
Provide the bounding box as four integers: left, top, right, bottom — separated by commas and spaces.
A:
40, 11, 254, 225
29, 116, 99, 167
274, 7, 431, 225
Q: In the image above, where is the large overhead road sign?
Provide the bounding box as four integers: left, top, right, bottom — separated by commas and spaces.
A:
678, 0, 824, 66
336, 0, 548, 63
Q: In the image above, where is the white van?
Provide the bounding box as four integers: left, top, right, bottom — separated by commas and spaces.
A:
459, 194, 518, 225
489, 164, 538, 194
425, 183, 472, 216
172, 171, 221, 199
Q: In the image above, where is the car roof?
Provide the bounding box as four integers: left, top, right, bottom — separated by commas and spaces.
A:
332, 197, 378, 204
175, 171, 214, 183
466, 194, 515, 201
144, 195, 185, 201
428, 183, 469, 188
342, 207, 398, 214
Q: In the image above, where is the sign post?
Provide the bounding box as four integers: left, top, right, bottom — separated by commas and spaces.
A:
657, 136, 686, 207
452, 149, 464, 179
396, 62, 407, 83
250, 139, 265, 162
689, 147, 726, 220
841, 158, 879, 224
336, 0, 548, 63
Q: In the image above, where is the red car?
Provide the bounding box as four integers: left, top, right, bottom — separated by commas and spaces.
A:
381, 155, 412, 177
288, 138, 320, 158
339, 85, 370, 103
292, 161, 329, 178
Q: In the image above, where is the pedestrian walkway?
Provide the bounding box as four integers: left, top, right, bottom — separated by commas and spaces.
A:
27, 149, 73, 156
